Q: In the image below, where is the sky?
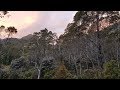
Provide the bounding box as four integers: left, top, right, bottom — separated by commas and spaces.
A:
0, 11, 77, 38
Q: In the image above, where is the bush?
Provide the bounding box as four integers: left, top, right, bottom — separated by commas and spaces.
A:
19, 68, 37, 79
44, 70, 55, 79
103, 60, 120, 79
81, 69, 102, 79
1, 70, 10, 79
53, 62, 74, 79
9, 70, 20, 79
10, 57, 26, 70
0, 65, 10, 79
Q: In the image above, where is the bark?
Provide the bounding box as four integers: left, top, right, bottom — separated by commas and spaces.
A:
35, 62, 42, 79
37, 69, 40, 79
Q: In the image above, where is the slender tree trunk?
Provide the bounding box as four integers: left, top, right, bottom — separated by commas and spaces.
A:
79, 62, 82, 75
35, 62, 42, 79
73, 56, 79, 77
117, 34, 120, 68
37, 69, 41, 79
86, 61, 89, 69
96, 11, 103, 69
68, 54, 71, 64
91, 60, 95, 69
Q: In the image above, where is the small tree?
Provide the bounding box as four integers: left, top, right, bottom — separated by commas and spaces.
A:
6, 26, 17, 38
53, 61, 73, 79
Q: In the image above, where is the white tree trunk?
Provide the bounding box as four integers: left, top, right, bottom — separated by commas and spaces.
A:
35, 62, 42, 79
37, 69, 41, 79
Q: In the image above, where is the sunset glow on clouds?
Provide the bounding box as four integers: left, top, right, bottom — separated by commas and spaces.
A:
0, 11, 77, 38
0, 11, 39, 30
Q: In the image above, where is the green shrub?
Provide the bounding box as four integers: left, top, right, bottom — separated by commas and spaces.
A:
81, 69, 102, 79
103, 60, 120, 79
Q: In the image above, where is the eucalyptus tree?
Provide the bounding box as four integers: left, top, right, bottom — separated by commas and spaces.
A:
28, 28, 57, 79
64, 11, 120, 68
0, 11, 18, 65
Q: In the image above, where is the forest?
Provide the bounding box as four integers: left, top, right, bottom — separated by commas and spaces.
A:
0, 11, 120, 79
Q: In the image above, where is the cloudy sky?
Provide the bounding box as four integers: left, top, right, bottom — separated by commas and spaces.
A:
0, 11, 77, 38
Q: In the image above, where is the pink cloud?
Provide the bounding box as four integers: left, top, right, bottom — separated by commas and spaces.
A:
1, 11, 77, 38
